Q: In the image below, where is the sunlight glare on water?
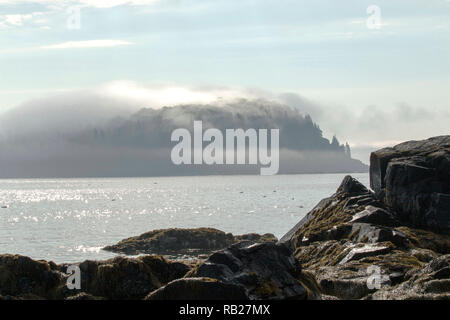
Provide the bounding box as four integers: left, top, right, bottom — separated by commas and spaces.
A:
0, 174, 369, 263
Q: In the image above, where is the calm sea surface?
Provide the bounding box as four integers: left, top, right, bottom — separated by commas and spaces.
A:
0, 174, 369, 263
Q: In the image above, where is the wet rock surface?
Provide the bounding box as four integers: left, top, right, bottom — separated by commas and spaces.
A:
103, 227, 277, 256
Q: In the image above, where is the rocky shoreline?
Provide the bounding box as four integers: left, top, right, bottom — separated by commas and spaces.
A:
1, 136, 449, 300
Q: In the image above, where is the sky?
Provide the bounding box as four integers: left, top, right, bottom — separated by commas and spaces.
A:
0, 0, 449, 163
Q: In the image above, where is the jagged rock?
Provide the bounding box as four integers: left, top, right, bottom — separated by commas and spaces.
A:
281, 156, 450, 300
338, 244, 392, 265
145, 277, 248, 300
369, 255, 450, 300
280, 175, 376, 249
370, 136, 450, 234
337, 175, 371, 195
310, 248, 424, 299
344, 195, 381, 209
187, 241, 320, 300
292, 236, 428, 299
350, 205, 398, 227
349, 223, 409, 246
103, 228, 277, 255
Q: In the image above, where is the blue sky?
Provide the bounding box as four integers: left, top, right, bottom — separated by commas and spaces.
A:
0, 0, 449, 162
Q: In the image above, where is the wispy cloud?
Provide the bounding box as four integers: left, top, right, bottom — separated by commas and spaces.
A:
1, 0, 159, 9
77, 0, 159, 8
40, 39, 133, 49
0, 12, 45, 28
0, 39, 133, 53
3, 14, 32, 25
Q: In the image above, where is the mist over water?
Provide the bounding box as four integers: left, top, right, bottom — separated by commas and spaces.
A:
0, 98, 368, 178
0, 173, 369, 263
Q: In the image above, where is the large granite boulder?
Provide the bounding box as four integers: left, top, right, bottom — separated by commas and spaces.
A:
103, 228, 277, 256
186, 241, 320, 300
370, 136, 450, 234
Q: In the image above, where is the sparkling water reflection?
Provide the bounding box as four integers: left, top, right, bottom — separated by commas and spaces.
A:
0, 174, 369, 263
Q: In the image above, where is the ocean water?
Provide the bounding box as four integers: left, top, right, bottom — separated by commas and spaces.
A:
0, 173, 369, 263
